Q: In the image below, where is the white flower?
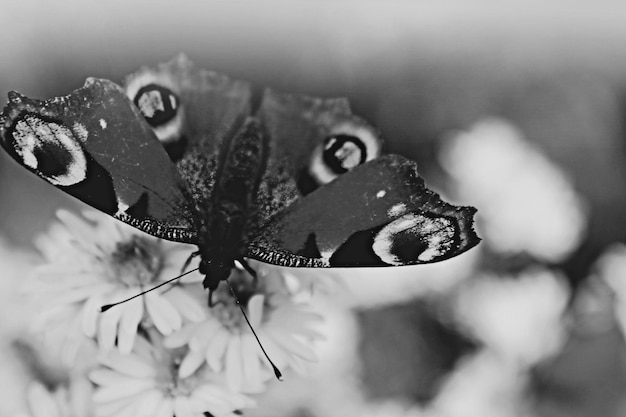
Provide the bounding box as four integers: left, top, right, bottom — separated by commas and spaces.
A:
27, 209, 205, 355
454, 268, 569, 366
90, 337, 254, 417
17, 376, 94, 417
440, 117, 587, 262
593, 243, 626, 337
165, 266, 324, 392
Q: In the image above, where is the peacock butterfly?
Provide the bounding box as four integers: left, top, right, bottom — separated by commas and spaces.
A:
0, 55, 480, 302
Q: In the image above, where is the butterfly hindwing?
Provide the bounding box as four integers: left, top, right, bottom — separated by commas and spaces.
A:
124, 54, 252, 161
124, 56, 385, 227
0, 78, 198, 243
124, 55, 254, 214
243, 88, 384, 232
247, 154, 479, 267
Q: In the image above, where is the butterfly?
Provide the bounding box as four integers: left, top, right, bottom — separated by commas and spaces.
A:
0, 55, 479, 302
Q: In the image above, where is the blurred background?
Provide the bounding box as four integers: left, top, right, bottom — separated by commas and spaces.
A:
2, 1, 626, 416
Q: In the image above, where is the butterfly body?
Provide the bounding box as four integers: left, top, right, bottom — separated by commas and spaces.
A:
0, 55, 480, 301
197, 117, 269, 293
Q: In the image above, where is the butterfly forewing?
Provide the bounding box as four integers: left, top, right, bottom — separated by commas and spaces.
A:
0, 78, 198, 243
247, 154, 479, 267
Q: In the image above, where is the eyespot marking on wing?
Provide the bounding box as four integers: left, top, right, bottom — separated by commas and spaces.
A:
309, 119, 382, 185
9, 113, 88, 186
372, 213, 456, 264
125, 72, 186, 160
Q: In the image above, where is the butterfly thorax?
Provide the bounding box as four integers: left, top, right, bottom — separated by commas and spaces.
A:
198, 117, 269, 294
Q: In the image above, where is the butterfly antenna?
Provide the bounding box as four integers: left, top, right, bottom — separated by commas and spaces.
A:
100, 267, 200, 312
226, 277, 283, 381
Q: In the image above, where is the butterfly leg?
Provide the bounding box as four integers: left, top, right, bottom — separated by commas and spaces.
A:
181, 250, 201, 275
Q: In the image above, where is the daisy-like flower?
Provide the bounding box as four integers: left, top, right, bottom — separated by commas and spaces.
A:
440, 117, 587, 262
27, 209, 205, 356
165, 265, 325, 392
454, 268, 569, 366
16, 368, 94, 417
593, 243, 626, 338
90, 336, 254, 417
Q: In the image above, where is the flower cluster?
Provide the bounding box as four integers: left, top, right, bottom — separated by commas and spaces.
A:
19, 209, 325, 416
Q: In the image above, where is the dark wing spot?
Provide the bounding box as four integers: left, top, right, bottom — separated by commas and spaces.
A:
296, 167, 319, 195
329, 226, 386, 267
32, 139, 74, 178
64, 155, 117, 215
322, 134, 367, 174
296, 233, 322, 259
162, 134, 188, 161
133, 84, 179, 128
126, 192, 150, 220
388, 228, 431, 263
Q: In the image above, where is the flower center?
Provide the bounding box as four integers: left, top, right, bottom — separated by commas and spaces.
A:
211, 269, 260, 330
152, 344, 196, 398
109, 235, 163, 287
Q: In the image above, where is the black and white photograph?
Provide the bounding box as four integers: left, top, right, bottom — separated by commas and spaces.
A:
0, 1, 625, 416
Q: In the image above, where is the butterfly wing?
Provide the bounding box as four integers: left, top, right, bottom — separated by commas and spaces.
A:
247, 88, 384, 231
0, 78, 198, 243
246, 154, 479, 267
123, 56, 254, 213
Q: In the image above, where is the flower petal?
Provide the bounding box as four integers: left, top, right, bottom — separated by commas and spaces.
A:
98, 350, 155, 378
174, 396, 194, 417
145, 293, 182, 335
164, 322, 200, 348
117, 298, 144, 354
122, 388, 163, 417
179, 350, 205, 379
101, 400, 140, 417
205, 327, 230, 372
92, 396, 135, 417
241, 333, 266, 391
82, 294, 104, 338
93, 378, 155, 403
26, 382, 60, 417
98, 293, 126, 351
164, 287, 206, 322
247, 294, 265, 328
225, 335, 244, 391
266, 328, 318, 361
190, 320, 220, 351
90, 369, 132, 386
254, 331, 289, 370
154, 398, 174, 417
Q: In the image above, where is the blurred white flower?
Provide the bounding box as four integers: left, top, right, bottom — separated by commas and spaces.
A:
16, 377, 94, 417
90, 337, 254, 417
26, 209, 204, 355
440, 117, 587, 262
454, 268, 569, 366
432, 351, 530, 417
593, 243, 626, 338
0, 238, 38, 416
247, 298, 361, 417
165, 266, 324, 392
